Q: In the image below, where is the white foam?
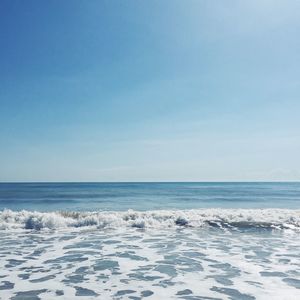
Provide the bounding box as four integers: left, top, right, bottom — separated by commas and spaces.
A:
0, 208, 299, 231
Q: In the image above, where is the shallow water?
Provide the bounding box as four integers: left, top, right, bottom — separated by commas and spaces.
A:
0, 227, 299, 299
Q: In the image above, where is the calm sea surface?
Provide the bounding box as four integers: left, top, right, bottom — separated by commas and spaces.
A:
0, 182, 300, 211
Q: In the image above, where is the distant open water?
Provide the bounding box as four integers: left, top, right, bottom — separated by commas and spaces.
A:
1, 182, 300, 211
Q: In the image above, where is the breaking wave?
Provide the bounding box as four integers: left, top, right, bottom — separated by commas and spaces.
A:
0, 209, 299, 231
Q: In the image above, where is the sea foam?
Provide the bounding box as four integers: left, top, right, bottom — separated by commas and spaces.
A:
0, 208, 299, 231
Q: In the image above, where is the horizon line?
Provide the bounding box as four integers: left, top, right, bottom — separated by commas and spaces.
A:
0, 181, 300, 184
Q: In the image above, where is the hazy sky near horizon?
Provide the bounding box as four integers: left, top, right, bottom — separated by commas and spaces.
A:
1, 0, 300, 182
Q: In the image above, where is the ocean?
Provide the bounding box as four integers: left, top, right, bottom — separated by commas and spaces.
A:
0, 182, 299, 299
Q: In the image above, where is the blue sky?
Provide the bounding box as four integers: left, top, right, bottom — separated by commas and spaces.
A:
0, 0, 300, 181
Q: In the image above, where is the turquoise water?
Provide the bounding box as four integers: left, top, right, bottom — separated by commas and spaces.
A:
1, 182, 300, 211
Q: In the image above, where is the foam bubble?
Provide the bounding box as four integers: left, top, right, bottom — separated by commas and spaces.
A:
0, 208, 299, 231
